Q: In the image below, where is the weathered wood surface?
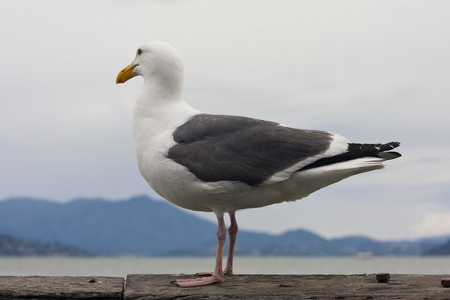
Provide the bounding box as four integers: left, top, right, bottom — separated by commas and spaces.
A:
1, 274, 450, 299
124, 274, 450, 300
0, 276, 124, 300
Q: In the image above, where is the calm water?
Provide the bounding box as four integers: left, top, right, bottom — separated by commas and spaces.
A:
1, 257, 449, 278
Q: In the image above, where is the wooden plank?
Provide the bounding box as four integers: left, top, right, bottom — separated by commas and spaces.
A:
1, 274, 449, 299
0, 276, 124, 300
124, 274, 450, 300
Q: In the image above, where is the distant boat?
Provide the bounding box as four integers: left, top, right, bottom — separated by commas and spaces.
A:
355, 252, 373, 259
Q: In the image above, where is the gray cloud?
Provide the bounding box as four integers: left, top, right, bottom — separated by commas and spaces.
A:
1, 0, 449, 239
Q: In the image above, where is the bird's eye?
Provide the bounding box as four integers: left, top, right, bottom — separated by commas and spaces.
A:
137, 49, 142, 55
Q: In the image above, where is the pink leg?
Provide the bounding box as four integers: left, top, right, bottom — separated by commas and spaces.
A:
174, 214, 227, 287
224, 212, 238, 275
195, 212, 238, 277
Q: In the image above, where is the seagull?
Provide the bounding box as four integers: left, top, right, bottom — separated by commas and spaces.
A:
116, 41, 401, 287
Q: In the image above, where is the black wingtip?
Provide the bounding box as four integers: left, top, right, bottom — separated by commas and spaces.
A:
382, 141, 401, 150
378, 151, 401, 160
300, 141, 402, 171
376, 142, 401, 160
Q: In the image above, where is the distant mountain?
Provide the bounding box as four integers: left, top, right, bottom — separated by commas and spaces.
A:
423, 239, 450, 256
0, 195, 218, 256
0, 195, 446, 256
0, 233, 90, 256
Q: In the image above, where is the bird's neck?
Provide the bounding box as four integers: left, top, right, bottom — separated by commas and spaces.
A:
141, 75, 183, 103
132, 80, 199, 147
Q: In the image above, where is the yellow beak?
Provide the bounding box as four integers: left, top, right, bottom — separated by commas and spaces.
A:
116, 64, 137, 84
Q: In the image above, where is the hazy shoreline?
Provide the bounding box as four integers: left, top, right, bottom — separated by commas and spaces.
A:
2, 256, 450, 278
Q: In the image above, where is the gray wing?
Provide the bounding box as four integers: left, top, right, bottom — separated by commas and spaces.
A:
167, 114, 333, 186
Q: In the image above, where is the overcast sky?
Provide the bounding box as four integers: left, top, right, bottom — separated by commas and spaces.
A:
1, 1, 449, 241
